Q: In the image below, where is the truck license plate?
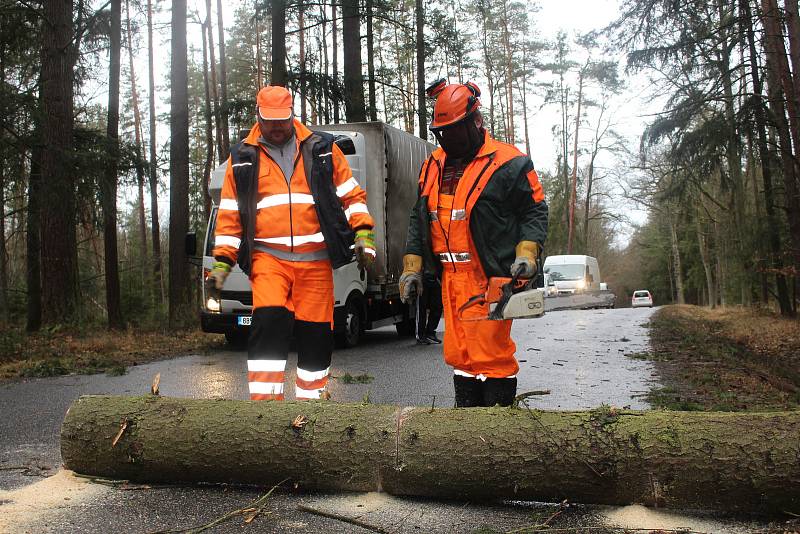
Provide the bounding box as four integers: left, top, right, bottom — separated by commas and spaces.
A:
237, 316, 252, 326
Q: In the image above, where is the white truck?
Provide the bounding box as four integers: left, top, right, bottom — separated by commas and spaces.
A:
196, 122, 434, 347
542, 254, 615, 310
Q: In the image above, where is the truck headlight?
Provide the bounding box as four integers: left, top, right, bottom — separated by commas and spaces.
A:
206, 297, 220, 312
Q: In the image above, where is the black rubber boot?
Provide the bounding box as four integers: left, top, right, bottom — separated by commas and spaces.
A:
453, 375, 483, 407
481, 377, 517, 407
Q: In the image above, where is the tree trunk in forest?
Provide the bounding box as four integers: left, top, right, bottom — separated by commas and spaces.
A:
715, 220, 727, 307
61, 395, 800, 514
40, 0, 79, 325
669, 216, 685, 304
367, 0, 378, 123
102, 0, 124, 330
695, 204, 716, 308
270, 0, 287, 86
147, 0, 164, 306
0, 155, 7, 323
26, 121, 42, 331
500, 0, 514, 143
715, 0, 748, 305
216, 0, 230, 157
299, 0, 307, 123
255, 5, 262, 90
332, 1, 339, 123
126, 0, 149, 292
169, 0, 191, 329
342, 0, 366, 122
201, 23, 214, 222
320, 4, 330, 123
415, 0, 426, 139
741, 0, 792, 315
761, 0, 800, 274
769, 0, 800, 165
567, 69, 583, 255
205, 0, 223, 164
583, 153, 596, 252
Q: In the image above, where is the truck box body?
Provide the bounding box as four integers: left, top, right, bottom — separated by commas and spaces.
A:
201, 122, 434, 346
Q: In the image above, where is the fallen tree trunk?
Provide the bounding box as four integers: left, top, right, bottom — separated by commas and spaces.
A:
61, 396, 800, 513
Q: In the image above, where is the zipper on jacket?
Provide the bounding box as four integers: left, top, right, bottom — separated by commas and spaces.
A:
260, 145, 303, 252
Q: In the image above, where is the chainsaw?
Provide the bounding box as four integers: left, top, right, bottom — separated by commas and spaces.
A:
457, 265, 546, 321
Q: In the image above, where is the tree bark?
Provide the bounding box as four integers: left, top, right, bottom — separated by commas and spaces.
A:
271, 0, 287, 86
26, 121, 42, 332
201, 22, 214, 222
147, 0, 164, 306
0, 145, 7, 323
695, 203, 716, 308
169, 0, 191, 329
102, 0, 124, 329
40, 0, 79, 325
299, 0, 307, 123
216, 0, 230, 158
367, 0, 378, 123
567, 69, 583, 255
61, 395, 800, 513
669, 215, 685, 304
204, 0, 223, 164
332, 1, 339, 123
342, 0, 366, 122
415, 0, 426, 139
126, 0, 149, 293
761, 0, 800, 274
740, 0, 792, 315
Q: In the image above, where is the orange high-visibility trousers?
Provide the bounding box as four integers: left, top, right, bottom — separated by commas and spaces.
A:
441, 261, 518, 379
247, 251, 334, 401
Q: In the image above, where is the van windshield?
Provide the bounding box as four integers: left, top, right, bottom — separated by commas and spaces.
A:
547, 264, 585, 281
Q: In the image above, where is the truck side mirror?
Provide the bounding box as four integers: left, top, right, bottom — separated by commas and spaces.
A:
185, 232, 197, 257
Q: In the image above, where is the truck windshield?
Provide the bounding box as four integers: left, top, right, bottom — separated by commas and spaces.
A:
547, 264, 585, 281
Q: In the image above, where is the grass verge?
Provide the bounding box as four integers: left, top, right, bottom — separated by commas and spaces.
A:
638, 305, 800, 411
0, 325, 224, 381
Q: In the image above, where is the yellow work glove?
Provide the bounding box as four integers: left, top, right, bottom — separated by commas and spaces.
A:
510, 241, 539, 279
205, 260, 231, 298
399, 254, 423, 303
354, 229, 376, 270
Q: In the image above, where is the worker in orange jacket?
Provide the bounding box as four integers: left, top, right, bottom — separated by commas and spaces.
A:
400, 80, 548, 407
208, 85, 375, 401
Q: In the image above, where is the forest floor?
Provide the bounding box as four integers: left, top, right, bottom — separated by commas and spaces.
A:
0, 324, 223, 381
639, 304, 800, 411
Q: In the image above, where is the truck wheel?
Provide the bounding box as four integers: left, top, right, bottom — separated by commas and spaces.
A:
335, 297, 362, 349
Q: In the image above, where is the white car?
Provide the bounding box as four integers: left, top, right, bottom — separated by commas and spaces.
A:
631, 290, 653, 308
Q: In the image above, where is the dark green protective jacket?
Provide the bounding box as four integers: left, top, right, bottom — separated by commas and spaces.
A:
404, 141, 548, 279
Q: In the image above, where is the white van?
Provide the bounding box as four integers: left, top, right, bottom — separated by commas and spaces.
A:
543, 255, 601, 295
196, 122, 434, 347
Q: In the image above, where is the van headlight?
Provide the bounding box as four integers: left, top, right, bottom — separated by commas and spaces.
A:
576, 280, 586, 290
206, 297, 220, 312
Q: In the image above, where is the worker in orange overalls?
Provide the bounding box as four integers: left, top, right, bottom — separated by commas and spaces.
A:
400, 80, 548, 407
207, 85, 375, 401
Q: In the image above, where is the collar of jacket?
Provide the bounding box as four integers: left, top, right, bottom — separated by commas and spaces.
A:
429, 129, 498, 165
241, 118, 314, 147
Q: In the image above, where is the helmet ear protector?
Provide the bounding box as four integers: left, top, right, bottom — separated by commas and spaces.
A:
462, 81, 480, 116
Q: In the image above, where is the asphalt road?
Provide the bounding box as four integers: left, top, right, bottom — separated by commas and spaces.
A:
0, 307, 771, 533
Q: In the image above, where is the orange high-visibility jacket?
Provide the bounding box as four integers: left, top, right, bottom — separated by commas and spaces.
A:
213, 120, 373, 265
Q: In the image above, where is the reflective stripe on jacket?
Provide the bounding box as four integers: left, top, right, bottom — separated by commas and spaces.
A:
213, 120, 374, 272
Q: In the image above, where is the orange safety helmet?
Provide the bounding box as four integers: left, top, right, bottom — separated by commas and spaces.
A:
427, 79, 482, 130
